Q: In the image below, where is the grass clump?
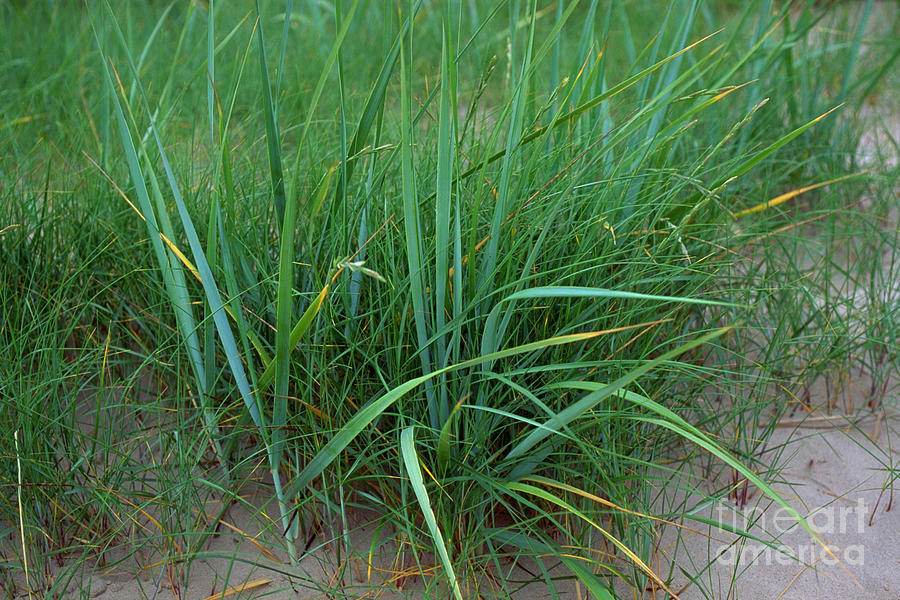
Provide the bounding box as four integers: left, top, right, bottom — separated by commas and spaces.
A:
1, 0, 898, 598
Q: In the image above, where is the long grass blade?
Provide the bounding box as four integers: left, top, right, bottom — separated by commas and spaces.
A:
287, 330, 607, 497
481, 286, 741, 359
432, 0, 458, 427
505, 325, 733, 467
254, 0, 286, 228
399, 0, 438, 430
400, 427, 462, 600
506, 481, 677, 598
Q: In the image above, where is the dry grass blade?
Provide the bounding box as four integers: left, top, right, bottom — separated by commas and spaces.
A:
201, 578, 271, 600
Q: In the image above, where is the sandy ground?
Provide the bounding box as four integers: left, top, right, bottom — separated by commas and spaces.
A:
42, 400, 896, 600
641, 406, 900, 600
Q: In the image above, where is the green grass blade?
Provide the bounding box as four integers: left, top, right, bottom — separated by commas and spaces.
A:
127, 1, 175, 104
287, 330, 606, 497
432, 0, 458, 424
505, 325, 733, 467
275, 0, 293, 100
400, 427, 462, 600
334, 0, 348, 245
207, 0, 215, 147
481, 286, 742, 359
150, 120, 264, 433
500, 285, 740, 306
399, 0, 438, 430
272, 143, 297, 471
546, 376, 830, 544
436, 397, 464, 472
254, 0, 286, 229
259, 283, 329, 391
204, 0, 219, 443
488, 529, 616, 599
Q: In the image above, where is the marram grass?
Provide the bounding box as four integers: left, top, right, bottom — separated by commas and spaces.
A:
1, 0, 898, 598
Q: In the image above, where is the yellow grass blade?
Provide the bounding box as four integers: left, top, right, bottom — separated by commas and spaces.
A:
734, 172, 865, 217
201, 578, 271, 600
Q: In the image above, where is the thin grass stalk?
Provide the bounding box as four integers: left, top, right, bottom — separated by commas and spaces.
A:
335, 0, 349, 255
275, 0, 293, 104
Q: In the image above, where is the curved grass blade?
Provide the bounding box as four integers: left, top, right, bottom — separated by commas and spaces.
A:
505, 325, 733, 469
400, 427, 462, 600
482, 286, 742, 359
287, 330, 607, 497
487, 529, 616, 599
506, 481, 677, 598
553, 379, 833, 555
